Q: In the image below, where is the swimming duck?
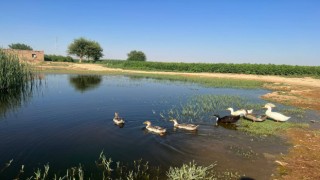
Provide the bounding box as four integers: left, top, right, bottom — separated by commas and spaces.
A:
213, 114, 241, 125
143, 121, 166, 134
170, 119, 199, 131
264, 104, 290, 122
113, 112, 125, 125
226, 108, 252, 116
244, 113, 268, 122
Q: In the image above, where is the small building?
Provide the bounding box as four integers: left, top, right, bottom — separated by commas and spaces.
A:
3, 49, 44, 62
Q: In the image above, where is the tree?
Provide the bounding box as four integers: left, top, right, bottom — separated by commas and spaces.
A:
127, 50, 146, 61
9, 43, 33, 50
85, 41, 103, 61
68, 37, 103, 63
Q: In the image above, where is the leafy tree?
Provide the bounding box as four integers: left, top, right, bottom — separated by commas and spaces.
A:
9, 43, 33, 50
68, 37, 103, 63
85, 41, 103, 61
127, 50, 146, 61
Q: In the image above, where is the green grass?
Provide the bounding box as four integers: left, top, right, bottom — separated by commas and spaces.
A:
238, 119, 309, 136
124, 73, 264, 89
98, 59, 320, 77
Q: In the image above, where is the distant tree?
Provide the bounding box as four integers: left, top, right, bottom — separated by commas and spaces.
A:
9, 43, 33, 50
85, 41, 103, 61
68, 37, 103, 63
127, 50, 146, 61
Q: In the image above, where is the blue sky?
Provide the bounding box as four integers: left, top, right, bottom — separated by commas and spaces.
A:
1, 0, 319, 65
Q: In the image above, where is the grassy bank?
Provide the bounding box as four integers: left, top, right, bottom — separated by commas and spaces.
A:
98, 60, 320, 77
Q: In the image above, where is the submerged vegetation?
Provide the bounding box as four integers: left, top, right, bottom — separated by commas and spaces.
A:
100, 60, 320, 77
159, 94, 308, 136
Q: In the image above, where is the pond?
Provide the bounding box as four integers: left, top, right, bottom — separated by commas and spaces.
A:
0, 74, 311, 179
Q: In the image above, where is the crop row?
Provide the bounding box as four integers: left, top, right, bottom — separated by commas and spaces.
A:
99, 60, 320, 77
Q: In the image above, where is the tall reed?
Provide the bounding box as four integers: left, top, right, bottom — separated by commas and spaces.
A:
0, 49, 38, 118
0, 49, 34, 91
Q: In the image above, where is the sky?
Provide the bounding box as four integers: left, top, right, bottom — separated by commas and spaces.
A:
1, 0, 319, 66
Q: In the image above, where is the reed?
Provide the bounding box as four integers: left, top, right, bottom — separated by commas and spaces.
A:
0, 49, 39, 118
0, 49, 34, 91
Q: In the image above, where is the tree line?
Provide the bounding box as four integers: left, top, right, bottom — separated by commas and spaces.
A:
7, 38, 147, 62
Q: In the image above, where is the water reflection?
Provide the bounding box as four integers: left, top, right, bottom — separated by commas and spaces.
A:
0, 79, 41, 118
69, 75, 102, 93
216, 123, 238, 130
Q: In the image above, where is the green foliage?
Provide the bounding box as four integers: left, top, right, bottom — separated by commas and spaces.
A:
0, 49, 34, 90
68, 37, 103, 62
44, 54, 74, 62
238, 120, 309, 136
0, 49, 39, 118
100, 60, 320, 77
8, 43, 33, 50
166, 161, 215, 180
127, 50, 147, 61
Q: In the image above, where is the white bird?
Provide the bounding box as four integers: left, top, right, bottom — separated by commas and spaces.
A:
264, 104, 290, 122
113, 112, 125, 125
170, 119, 199, 131
226, 108, 252, 116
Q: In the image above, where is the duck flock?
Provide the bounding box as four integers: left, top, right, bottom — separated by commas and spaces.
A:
113, 103, 291, 135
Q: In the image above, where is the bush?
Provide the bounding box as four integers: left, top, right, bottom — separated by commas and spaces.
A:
44, 54, 74, 62
127, 50, 146, 61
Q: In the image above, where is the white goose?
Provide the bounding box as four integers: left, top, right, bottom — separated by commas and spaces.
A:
264, 104, 290, 122
227, 108, 253, 116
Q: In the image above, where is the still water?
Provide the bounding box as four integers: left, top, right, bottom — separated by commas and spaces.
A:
0, 74, 291, 179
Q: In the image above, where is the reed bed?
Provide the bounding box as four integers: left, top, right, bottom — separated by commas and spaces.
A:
0, 49, 35, 91
0, 49, 39, 118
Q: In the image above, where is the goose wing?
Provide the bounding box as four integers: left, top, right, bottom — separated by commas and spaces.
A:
267, 111, 290, 121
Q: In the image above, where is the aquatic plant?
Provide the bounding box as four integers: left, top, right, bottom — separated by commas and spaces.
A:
0, 49, 40, 118
0, 49, 35, 90
160, 95, 260, 123
166, 161, 216, 180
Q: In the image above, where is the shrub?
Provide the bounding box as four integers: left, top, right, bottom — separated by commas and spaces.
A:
44, 54, 74, 62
